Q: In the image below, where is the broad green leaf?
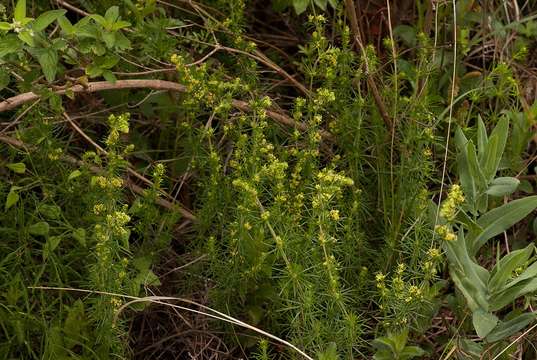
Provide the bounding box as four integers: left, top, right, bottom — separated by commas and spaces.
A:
317, 342, 338, 360
314, 0, 328, 10
43, 236, 61, 259
102, 30, 116, 48
111, 20, 131, 31
0, 22, 11, 30
445, 232, 490, 311
394, 25, 417, 47
455, 128, 476, 208
486, 177, 519, 197
488, 244, 534, 293
28, 221, 50, 236
38, 204, 62, 220
293, 0, 309, 14
64, 299, 86, 349
34, 48, 59, 82
89, 14, 107, 26
6, 162, 26, 174
399, 346, 426, 359
481, 117, 509, 182
0, 68, 10, 90
501, 261, 537, 291
391, 329, 409, 354
0, 34, 22, 58
14, 0, 26, 22
485, 312, 537, 342
467, 141, 487, 192
372, 337, 396, 353
473, 309, 498, 338
490, 278, 537, 311
5, 190, 19, 210
104, 6, 119, 24
33, 10, 66, 32
57, 15, 74, 35
68, 169, 82, 180
471, 196, 537, 255
102, 70, 116, 83
17, 30, 34, 46
476, 115, 488, 163
519, 180, 533, 193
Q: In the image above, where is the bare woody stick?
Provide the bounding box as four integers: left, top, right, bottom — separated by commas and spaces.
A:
0, 134, 197, 221
344, 0, 393, 131
0, 79, 333, 141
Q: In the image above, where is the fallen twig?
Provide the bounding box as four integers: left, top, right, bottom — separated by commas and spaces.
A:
0, 134, 196, 221
344, 0, 393, 131
0, 79, 333, 140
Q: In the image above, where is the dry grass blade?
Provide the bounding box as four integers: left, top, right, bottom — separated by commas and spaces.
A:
29, 286, 315, 360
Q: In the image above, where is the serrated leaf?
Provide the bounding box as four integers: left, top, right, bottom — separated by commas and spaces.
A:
6, 162, 26, 174
473, 309, 498, 338
486, 177, 519, 197
470, 196, 537, 255
485, 312, 537, 342
28, 221, 49, 236
0, 68, 10, 90
34, 48, 59, 82
33, 10, 66, 31
0, 34, 22, 58
5, 190, 19, 210
14, 0, 26, 22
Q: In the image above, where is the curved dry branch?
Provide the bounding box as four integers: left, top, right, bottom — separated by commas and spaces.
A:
0, 79, 333, 141
0, 134, 196, 221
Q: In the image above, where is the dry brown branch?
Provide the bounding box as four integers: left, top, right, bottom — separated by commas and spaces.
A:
344, 0, 393, 131
0, 134, 196, 221
0, 79, 333, 141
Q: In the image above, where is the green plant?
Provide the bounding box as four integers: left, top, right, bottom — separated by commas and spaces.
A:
439, 117, 537, 346
373, 329, 425, 360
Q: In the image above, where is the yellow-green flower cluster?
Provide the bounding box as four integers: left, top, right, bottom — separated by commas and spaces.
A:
440, 184, 464, 221
312, 169, 354, 209
106, 210, 131, 239
422, 247, 443, 280
47, 147, 63, 161
92, 175, 123, 190
435, 224, 456, 241
106, 113, 130, 146
313, 87, 336, 108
